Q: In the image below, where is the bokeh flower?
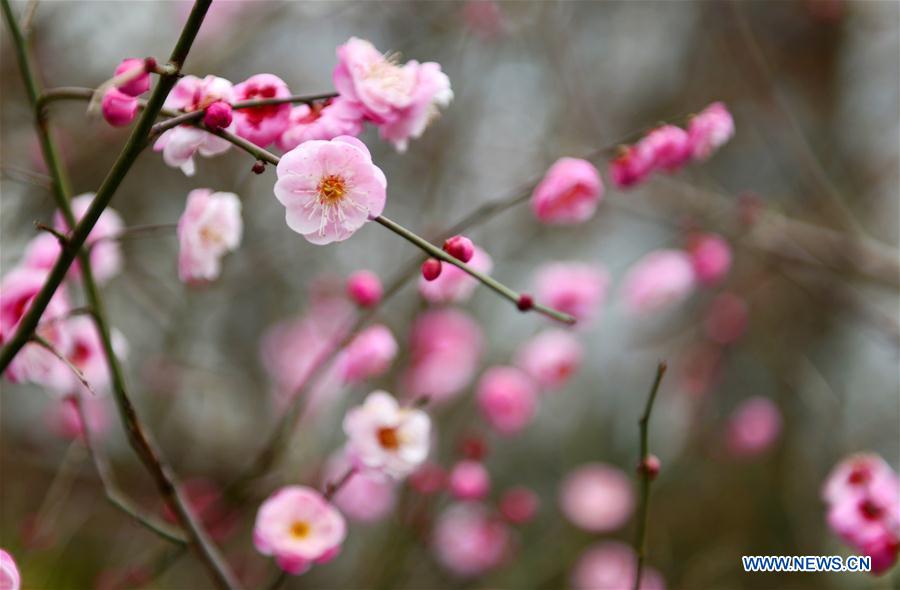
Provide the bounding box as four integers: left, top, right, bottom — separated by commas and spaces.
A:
559, 463, 633, 532
530, 157, 603, 225
176, 189, 243, 283
476, 366, 538, 435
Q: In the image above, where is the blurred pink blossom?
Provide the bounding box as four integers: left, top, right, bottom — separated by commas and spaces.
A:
162, 479, 238, 542
274, 136, 386, 245
277, 98, 365, 151
534, 262, 609, 324
0, 549, 20, 590
823, 453, 899, 505
530, 157, 603, 225
449, 460, 491, 501
409, 462, 447, 495
609, 145, 654, 189
559, 463, 633, 532
54, 193, 125, 285
49, 315, 127, 396
338, 324, 397, 384
323, 450, 396, 523
726, 397, 782, 456
620, 250, 695, 314
688, 102, 735, 161
402, 309, 483, 403
637, 125, 691, 173
101, 88, 138, 127
433, 503, 510, 577
704, 292, 748, 345
418, 245, 492, 303
22, 233, 61, 271
253, 486, 346, 575
176, 189, 242, 283
687, 232, 732, 286
514, 329, 583, 392
232, 73, 292, 147
571, 542, 666, 590
499, 487, 539, 524
346, 270, 383, 308
476, 366, 538, 435
462, 0, 506, 39
46, 395, 109, 442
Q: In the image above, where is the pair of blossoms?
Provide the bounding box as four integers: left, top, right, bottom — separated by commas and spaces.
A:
822, 453, 900, 575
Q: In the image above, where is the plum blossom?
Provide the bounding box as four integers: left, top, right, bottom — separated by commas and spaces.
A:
476, 366, 538, 435
154, 75, 235, 176
232, 73, 292, 147
274, 136, 387, 245
176, 189, 242, 283
449, 460, 491, 501
534, 262, 609, 324
637, 124, 691, 172
823, 454, 899, 505
323, 451, 396, 523
333, 37, 453, 151
113, 58, 150, 97
0, 549, 20, 590
433, 503, 510, 577
50, 315, 128, 396
101, 88, 138, 127
443, 235, 475, 263
402, 309, 483, 403
418, 245, 492, 304
46, 395, 109, 442
571, 542, 666, 590
514, 329, 583, 392
253, 486, 346, 575
1, 266, 72, 390
499, 487, 539, 524
559, 463, 633, 532
22, 233, 61, 271
345, 270, 382, 308
620, 250, 695, 314
337, 324, 397, 384
277, 98, 365, 151
687, 232, 732, 286
609, 145, 654, 189
343, 390, 431, 478
725, 397, 782, 457
688, 101, 735, 161
530, 157, 603, 225
54, 193, 125, 285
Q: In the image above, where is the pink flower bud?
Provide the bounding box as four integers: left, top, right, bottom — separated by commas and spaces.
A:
346, 270, 382, 308
726, 397, 782, 457
687, 232, 732, 286
638, 455, 661, 480
609, 145, 653, 189
421, 258, 442, 281
443, 235, 475, 262
449, 460, 490, 501
499, 487, 539, 524
476, 366, 538, 435
516, 293, 534, 311
101, 88, 138, 127
203, 100, 233, 130
114, 58, 150, 97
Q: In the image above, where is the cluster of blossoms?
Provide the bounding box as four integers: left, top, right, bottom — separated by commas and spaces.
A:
100, 58, 153, 127
610, 101, 735, 189
822, 453, 900, 574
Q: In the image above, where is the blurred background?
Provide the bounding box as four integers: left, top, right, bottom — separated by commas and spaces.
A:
1, 1, 898, 588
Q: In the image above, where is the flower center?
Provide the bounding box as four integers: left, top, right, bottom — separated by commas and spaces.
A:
377, 426, 400, 450
317, 175, 347, 204
859, 499, 883, 521
200, 225, 225, 247
290, 520, 311, 539
847, 466, 870, 486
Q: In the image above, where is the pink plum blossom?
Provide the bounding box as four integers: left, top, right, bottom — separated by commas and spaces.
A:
343, 390, 431, 478
1, 266, 72, 390
277, 98, 365, 151
449, 460, 491, 501
0, 549, 20, 590
609, 145, 654, 189
333, 37, 453, 152
232, 74, 292, 147
337, 324, 397, 384
530, 157, 603, 225
823, 453, 900, 506
687, 232, 732, 286
559, 463, 633, 532
274, 136, 386, 245
620, 249, 695, 314
688, 102, 735, 161
726, 397, 782, 457
418, 245, 492, 304
571, 542, 666, 590
113, 58, 150, 97
499, 487, 539, 524
253, 486, 346, 575
402, 309, 483, 403
704, 292, 749, 345
101, 88, 138, 127
433, 503, 510, 577
476, 366, 538, 435
54, 193, 125, 285
534, 262, 609, 324
176, 189, 242, 283
22, 233, 61, 271
637, 124, 691, 172
443, 235, 475, 263
50, 315, 127, 396
514, 329, 583, 392
346, 270, 382, 308
46, 395, 109, 442
323, 451, 396, 523
154, 75, 235, 176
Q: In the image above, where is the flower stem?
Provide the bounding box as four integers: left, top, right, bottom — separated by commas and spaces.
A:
633, 361, 667, 590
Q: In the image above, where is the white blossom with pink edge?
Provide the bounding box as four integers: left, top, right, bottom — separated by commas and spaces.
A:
274, 136, 387, 245
342, 390, 431, 479
53, 193, 125, 285
176, 189, 242, 284
154, 75, 235, 176
253, 485, 346, 576
0, 549, 20, 590
559, 463, 634, 533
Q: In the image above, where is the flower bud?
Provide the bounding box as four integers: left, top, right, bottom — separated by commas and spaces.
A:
101, 88, 138, 127
346, 270, 383, 308
114, 57, 151, 97
421, 258, 442, 281
516, 293, 533, 311
203, 100, 233, 130
443, 235, 475, 262
449, 460, 490, 501
638, 454, 661, 480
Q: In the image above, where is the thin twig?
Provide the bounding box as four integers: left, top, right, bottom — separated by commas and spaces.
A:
633, 362, 667, 590
323, 466, 357, 501
31, 334, 98, 397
